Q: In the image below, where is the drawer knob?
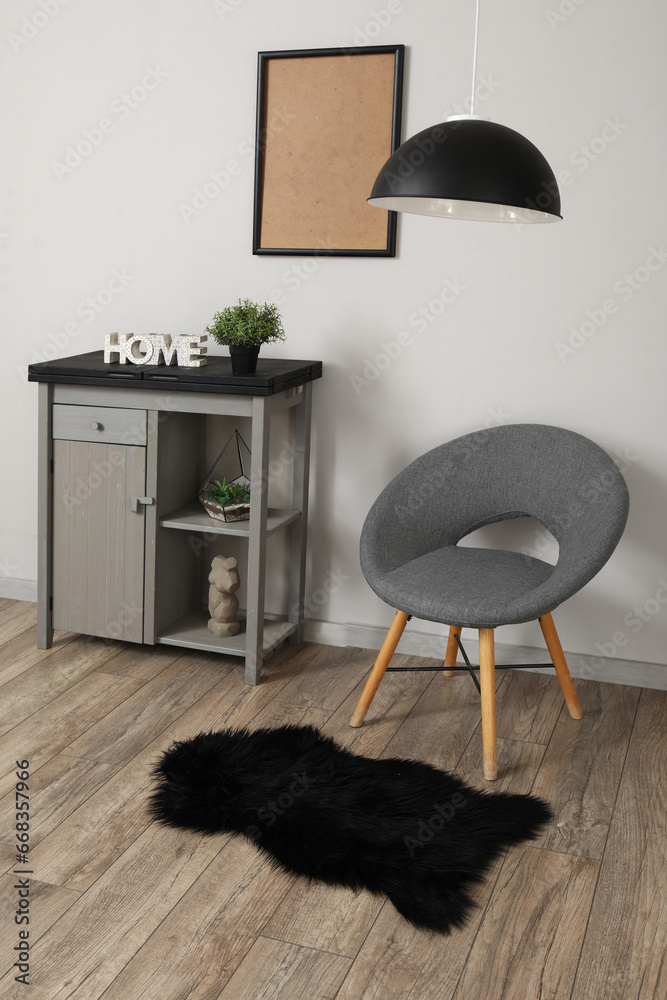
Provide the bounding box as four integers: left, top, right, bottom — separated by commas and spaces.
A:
91, 421, 102, 430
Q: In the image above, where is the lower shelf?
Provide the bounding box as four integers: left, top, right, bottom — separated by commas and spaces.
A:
156, 609, 297, 657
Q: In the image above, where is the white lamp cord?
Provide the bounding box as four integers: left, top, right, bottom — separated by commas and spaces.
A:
470, 0, 481, 116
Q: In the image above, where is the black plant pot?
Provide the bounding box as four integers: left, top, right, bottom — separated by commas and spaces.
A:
229, 345, 260, 375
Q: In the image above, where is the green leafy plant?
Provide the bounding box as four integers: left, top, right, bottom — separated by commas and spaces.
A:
200, 478, 251, 508
205, 299, 286, 348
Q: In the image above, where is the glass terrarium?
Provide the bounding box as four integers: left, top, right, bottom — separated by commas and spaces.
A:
198, 430, 252, 522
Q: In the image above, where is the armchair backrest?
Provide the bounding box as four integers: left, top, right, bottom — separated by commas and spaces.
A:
361, 424, 629, 589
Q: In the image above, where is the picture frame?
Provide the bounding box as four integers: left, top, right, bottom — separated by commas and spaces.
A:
252, 45, 405, 258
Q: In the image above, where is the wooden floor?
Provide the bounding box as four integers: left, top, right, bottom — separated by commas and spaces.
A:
0, 598, 665, 1000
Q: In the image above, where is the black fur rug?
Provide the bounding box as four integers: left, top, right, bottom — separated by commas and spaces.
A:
149, 724, 551, 934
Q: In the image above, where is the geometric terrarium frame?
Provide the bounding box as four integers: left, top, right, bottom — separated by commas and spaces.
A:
198, 430, 252, 522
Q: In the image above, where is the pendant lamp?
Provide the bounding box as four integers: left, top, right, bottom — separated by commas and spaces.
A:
368, 0, 562, 224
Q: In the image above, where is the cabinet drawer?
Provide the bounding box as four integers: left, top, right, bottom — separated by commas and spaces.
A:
53, 404, 147, 445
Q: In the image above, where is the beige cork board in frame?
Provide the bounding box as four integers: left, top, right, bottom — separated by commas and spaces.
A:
253, 45, 404, 257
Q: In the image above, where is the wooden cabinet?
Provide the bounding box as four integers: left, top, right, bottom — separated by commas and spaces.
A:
31, 352, 321, 684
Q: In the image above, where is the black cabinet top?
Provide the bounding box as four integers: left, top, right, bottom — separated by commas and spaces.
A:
28, 351, 322, 396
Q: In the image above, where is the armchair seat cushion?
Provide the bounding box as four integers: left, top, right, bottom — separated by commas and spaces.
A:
370, 546, 556, 629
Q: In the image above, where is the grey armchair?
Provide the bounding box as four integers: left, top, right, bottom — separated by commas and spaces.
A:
350, 424, 630, 779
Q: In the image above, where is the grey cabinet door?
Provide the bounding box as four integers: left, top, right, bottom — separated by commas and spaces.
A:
52, 440, 147, 642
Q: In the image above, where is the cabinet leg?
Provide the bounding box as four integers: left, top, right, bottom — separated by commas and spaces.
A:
37, 383, 53, 649
37, 621, 53, 650
288, 384, 312, 646
246, 396, 270, 683
244, 649, 264, 686
289, 623, 305, 646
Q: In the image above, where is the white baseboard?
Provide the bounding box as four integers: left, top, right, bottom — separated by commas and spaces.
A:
304, 618, 667, 692
2, 578, 664, 691
0, 578, 37, 602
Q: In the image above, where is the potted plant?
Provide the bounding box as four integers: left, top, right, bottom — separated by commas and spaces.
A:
199, 477, 251, 522
205, 298, 285, 375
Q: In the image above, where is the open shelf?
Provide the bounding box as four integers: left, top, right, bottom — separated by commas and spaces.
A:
156, 609, 297, 657
159, 502, 300, 538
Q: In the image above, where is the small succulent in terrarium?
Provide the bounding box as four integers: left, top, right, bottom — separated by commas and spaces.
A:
200, 478, 251, 508
198, 431, 252, 522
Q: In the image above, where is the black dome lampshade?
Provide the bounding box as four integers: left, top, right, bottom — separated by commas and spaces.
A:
368, 1, 562, 224
368, 115, 562, 224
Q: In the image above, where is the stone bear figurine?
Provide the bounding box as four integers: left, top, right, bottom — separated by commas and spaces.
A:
207, 555, 240, 638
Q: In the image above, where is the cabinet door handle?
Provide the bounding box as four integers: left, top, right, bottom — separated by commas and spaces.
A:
91, 421, 102, 430
130, 496, 155, 513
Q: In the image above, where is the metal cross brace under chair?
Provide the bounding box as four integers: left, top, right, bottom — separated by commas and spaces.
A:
385, 626, 555, 695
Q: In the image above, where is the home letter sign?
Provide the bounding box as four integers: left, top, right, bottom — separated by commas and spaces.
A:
104, 333, 208, 367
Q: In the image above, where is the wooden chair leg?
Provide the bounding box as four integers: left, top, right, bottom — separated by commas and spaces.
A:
350, 610, 410, 727
479, 628, 497, 780
443, 625, 461, 677
539, 613, 583, 720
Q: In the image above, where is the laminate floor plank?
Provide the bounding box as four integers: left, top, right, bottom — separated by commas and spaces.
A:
99, 641, 192, 681
531, 680, 640, 859
0, 753, 120, 874
0, 671, 143, 798
245, 700, 332, 732
451, 846, 599, 1000
261, 639, 325, 677
216, 936, 351, 1000
0, 635, 126, 737
0, 626, 78, 687
0, 597, 18, 613
455, 733, 547, 795
334, 869, 502, 1000
30, 743, 204, 893
263, 880, 384, 959
63, 653, 239, 764
273, 644, 377, 713
0, 874, 80, 979
379, 671, 484, 772
570, 688, 667, 1000
324, 654, 442, 758
0, 823, 226, 1000
97, 838, 295, 1000
494, 669, 567, 745
0, 600, 38, 645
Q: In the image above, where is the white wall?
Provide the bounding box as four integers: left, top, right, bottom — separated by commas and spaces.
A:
2, 0, 666, 673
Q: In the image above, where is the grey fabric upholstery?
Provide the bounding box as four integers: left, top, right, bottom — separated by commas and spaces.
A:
360, 424, 629, 629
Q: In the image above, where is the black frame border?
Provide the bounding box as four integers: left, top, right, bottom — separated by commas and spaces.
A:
252, 44, 405, 258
